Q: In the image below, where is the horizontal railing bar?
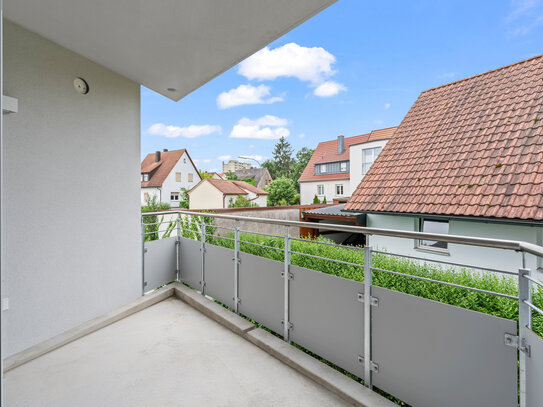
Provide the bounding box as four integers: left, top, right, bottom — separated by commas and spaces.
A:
212, 236, 235, 242
371, 267, 518, 300
140, 210, 543, 256
290, 237, 364, 251
210, 225, 235, 231
144, 230, 176, 236
238, 229, 283, 239
239, 240, 283, 251
289, 250, 363, 268
371, 250, 517, 276
524, 300, 543, 316
523, 274, 543, 289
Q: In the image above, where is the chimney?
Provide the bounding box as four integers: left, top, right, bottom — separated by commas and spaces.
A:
163, 148, 168, 152
155, 151, 161, 162
337, 135, 345, 154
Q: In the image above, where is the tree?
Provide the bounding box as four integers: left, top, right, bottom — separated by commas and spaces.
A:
267, 177, 297, 206
262, 159, 279, 179
178, 188, 189, 209
228, 195, 259, 208
272, 137, 294, 178
292, 147, 314, 190
200, 171, 213, 179
225, 170, 238, 180
312, 194, 320, 204
241, 178, 256, 186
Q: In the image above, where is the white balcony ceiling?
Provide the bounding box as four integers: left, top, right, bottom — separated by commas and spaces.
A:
4, 0, 337, 100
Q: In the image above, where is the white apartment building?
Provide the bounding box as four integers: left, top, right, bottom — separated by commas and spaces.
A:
299, 127, 396, 204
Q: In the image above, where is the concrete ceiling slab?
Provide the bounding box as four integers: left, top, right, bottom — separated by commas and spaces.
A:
5, 0, 337, 100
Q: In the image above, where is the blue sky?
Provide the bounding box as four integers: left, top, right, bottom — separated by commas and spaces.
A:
141, 0, 543, 172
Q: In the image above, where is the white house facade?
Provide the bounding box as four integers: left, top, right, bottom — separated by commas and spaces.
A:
299, 127, 397, 204
141, 149, 201, 206
188, 179, 268, 210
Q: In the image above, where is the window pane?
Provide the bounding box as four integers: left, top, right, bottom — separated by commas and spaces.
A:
420, 220, 449, 249
176, 172, 181, 181
188, 173, 193, 182
320, 164, 326, 173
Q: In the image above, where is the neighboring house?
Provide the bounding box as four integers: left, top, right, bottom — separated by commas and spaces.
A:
231, 168, 273, 189
223, 159, 253, 173
141, 149, 201, 205
344, 55, 543, 274
188, 179, 268, 209
298, 127, 397, 204
202, 172, 224, 180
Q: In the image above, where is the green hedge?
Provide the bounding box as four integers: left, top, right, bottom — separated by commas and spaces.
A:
208, 231, 542, 337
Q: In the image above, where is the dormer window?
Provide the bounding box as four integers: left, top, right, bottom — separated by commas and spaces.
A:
320, 164, 327, 173
142, 173, 149, 182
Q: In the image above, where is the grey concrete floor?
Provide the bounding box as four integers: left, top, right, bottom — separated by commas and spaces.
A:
4, 297, 353, 407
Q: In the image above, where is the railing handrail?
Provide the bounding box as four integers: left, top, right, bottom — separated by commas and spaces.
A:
141, 209, 543, 257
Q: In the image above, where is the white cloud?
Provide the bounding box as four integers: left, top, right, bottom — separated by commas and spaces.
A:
506, 0, 543, 35
203, 159, 211, 163
193, 159, 200, 163
230, 115, 290, 140
313, 81, 347, 97
437, 72, 456, 79
216, 84, 284, 109
148, 123, 221, 138
249, 144, 256, 149
298, 133, 306, 139
217, 155, 231, 161
384, 103, 391, 110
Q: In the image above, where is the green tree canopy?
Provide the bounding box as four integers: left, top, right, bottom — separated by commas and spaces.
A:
272, 137, 294, 179
228, 195, 259, 208
267, 177, 297, 206
225, 170, 238, 180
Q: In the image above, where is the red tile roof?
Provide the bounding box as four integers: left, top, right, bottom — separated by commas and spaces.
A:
141, 149, 200, 188
345, 55, 543, 221
298, 127, 397, 182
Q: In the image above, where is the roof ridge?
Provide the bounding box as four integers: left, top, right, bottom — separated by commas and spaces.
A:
421, 54, 543, 94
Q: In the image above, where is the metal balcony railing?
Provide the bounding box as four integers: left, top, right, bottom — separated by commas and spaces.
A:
141, 210, 543, 407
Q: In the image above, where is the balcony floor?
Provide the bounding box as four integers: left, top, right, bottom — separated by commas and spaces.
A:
4, 297, 352, 407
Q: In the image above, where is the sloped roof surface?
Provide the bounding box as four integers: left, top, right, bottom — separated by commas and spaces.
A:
141, 150, 186, 188
299, 127, 397, 182
233, 168, 271, 183
196, 179, 269, 195
345, 55, 543, 221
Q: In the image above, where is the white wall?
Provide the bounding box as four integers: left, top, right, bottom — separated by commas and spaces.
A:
251, 195, 268, 207
141, 187, 160, 205
188, 181, 224, 210
2, 21, 141, 357
367, 213, 542, 274
159, 151, 201, 206
349, 139, 389, 195
300, 179, 350, 204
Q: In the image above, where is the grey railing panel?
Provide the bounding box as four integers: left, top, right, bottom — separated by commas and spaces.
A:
179, 237, 202, 290
290, 265, 365, 379
205, 243, 235, 308
144, 237, 177, 291
526, 328, 543, 407
371, 286, 517, 407
238, 252, 284, 335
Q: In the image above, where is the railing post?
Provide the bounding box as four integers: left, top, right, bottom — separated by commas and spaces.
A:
141, 219, 146, 295
518, 254, 531, 407
200, 217, 206, 295
364, 240, 373, 389
234, 222, 240, 313
283, 226, 291, 342
176, 216, 181, 282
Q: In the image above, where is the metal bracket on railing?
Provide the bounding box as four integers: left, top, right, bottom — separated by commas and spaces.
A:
358, 355, 379, 373
357, 293, 379, 307
505, 333, 531, 356
175, 241, 180, 246
281, 271, 294, 280
281, 320, 293, 330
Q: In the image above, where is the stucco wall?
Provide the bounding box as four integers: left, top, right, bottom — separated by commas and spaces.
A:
2, 21, 141, 356
367, 213, 542, 274
349, 139, 389, 195
189, 181, 223, 209
159, 151, 201, 206
213, 208, 302, 237
300, 179, 350, 204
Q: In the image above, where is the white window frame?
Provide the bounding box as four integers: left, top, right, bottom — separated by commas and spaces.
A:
175, 172, 181, 182
142, 173, 149, 182
317, 184, 324, 195
170, 192, 180, 201
362, 147, 382, 176
188, 173, 194, 182
335, 184, 344, 196
416, 218, 450, 254
340, 162, 347, 172
320, 164, 327, 173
